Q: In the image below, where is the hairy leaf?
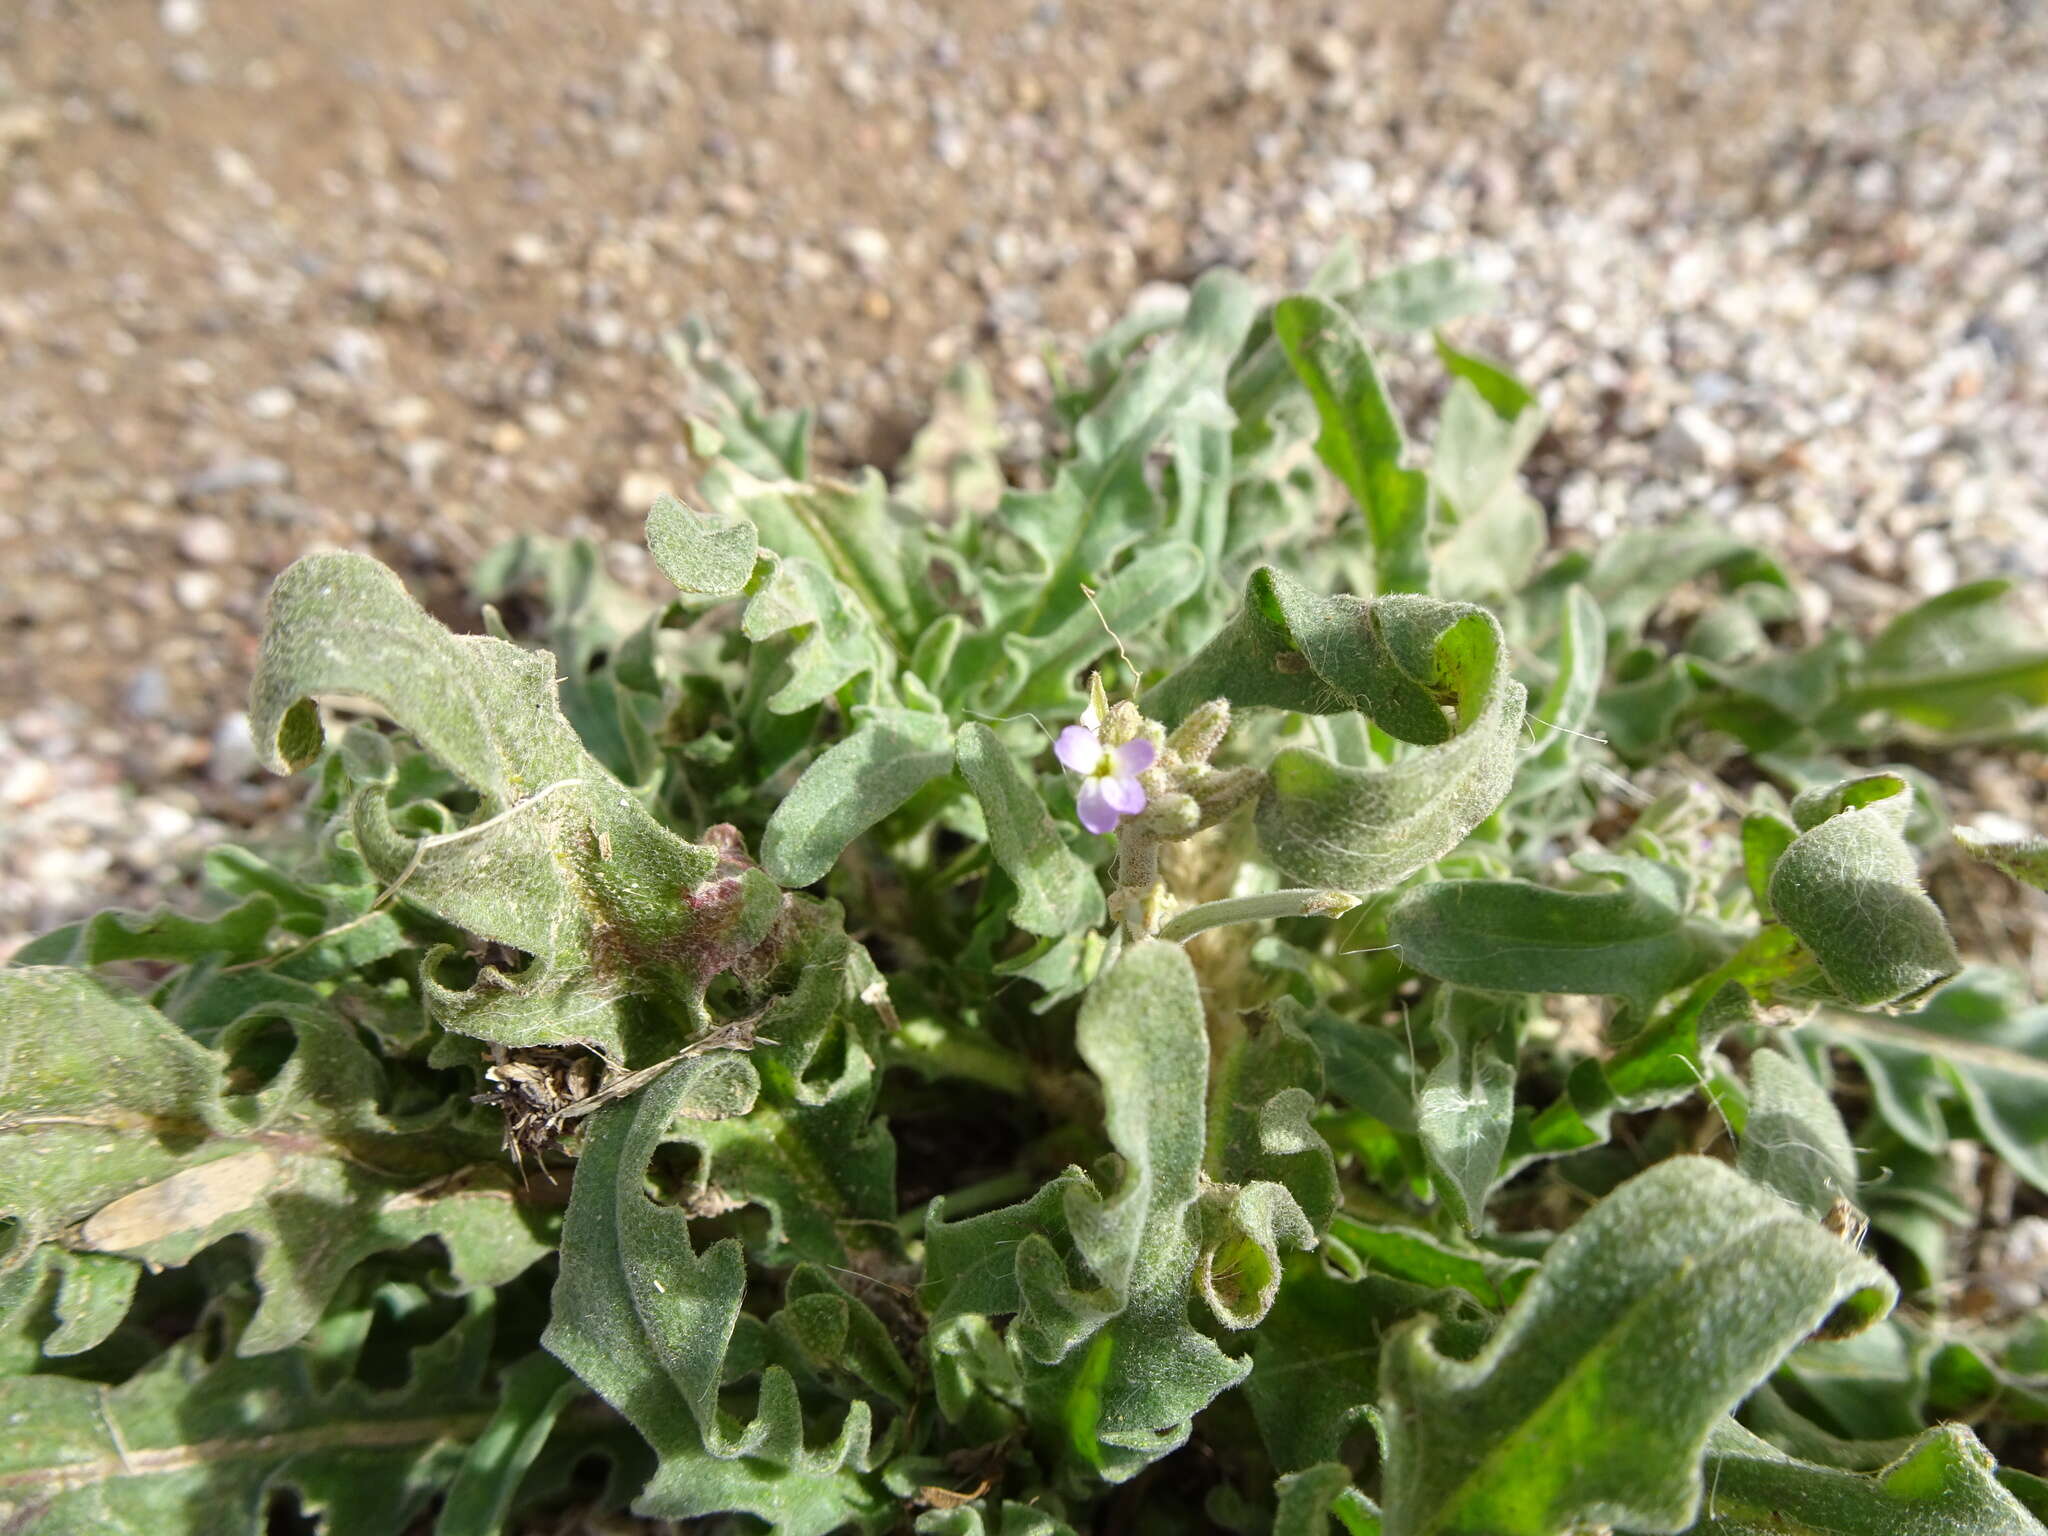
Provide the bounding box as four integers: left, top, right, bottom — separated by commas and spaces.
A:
955, 724, 1105, 937
1389, 855, 1708, 1018
645, 492, 760, 599
762, 708, 955, 887
0, 1301, 495, 1534
1145, 566, 1511, 743
250, 551, 774, 1052
1805, 968, 2048, 1194
1378, 1157, 1896, 1536
542, 1052, 892, 1533
1417, 990, 1522, 1231
1273, 293, 1432, 594
1682, 1418, 2044, 1536
1770, 775, 1959, 1007
668, 928, 900, 1266
0, 969, 549, 1355
1737, 1047, 1858, 1220
1956, 822, 2048, 892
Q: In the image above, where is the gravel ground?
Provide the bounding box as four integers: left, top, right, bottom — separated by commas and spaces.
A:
2, 0, 2045, 954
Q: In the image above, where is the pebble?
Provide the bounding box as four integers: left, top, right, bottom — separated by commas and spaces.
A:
244, 385, 294, 421
176, 515, 235, 564
179, 457, 289, 499
1656, 407, 1738, 474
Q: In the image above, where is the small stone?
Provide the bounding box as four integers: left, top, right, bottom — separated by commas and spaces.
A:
505, 231, 552, 267
381, 395, 434, 433
179, 457, 289, 499
617, 470, 674, 512
125, 667, 171, 720
840, 225, 891, 273
1296, 29, 1356, 79
177, 515, 235, 564
244, 385, 294, 421
488, 420, 527, 455
323, 326, 386, 380
522, 403, 568, 439
0, 757, 56, 809
1656, 407, 1736, 474
584, 311, 629, 350
173, 570, 222, 612
159, 0, 204, 36
1242, 43, 1290, 96
208, 711, 258, 783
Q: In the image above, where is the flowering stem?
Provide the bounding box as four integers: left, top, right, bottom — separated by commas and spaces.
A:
1157, 888, 1362, 944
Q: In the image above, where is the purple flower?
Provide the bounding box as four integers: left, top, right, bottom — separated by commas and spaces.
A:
1055, 723, 1156, 835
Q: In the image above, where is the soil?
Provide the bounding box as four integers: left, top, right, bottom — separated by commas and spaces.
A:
1, 0, 2043, 957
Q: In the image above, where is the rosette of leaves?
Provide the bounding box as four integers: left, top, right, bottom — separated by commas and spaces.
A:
3, 249, 2045, 1536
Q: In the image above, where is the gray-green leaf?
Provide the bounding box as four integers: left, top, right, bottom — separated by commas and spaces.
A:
955, 723, 1104, 937
1378, 1157, 1896, 1536
1769, 774, 1959, 1008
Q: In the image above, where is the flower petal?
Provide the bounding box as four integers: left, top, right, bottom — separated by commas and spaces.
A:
1101, 773, 1147, 816
1075, 778, 1121, 835
1113, 738, 1157, 777
1055, 725, 1103, 775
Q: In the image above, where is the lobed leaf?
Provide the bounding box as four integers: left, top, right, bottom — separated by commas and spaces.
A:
249, 551, 775, 1053
542, 1050, 893, 1533
0, 969, 549, 1355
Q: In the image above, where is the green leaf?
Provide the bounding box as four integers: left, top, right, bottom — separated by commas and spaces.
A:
1416, 990, 1522, 1231
542, 1052, 892, 1534
1246, 1257, 1415, 1474
761, 708, 955, 887
1737, 1047, 1858, 1220
994, 538, 1204, 714
1679, 1418, 2045, 1535
1252, 616, 1525, 889
1434, 336, 1534, 422
433, 1352, 582, 1536
1012, 942, 1256, 1482
1146, 566, 1516, 748
1769, 774, 1959, 1007
645, 492, 760, 599
1428, 378, 1549, 604
0, 969, 549, 1355
1956, 821, 2048, 892
1207, 1010, 1339, 1240
1389, 855, 1708, 1018
0, 1299, 496, 1533
741, 554, 898, 712
1350, 258, 1499, 334
1805, 968, 2048, 1194
668, 929, 900, 1267
975, 269, 1257, 664
1378, 1157, 1896, 1536
1275, 1463, 1384, 1536
1844, 578, 2048, 743
1510, 584, 1607, 806
955, 724, 1104, 937
250, 551, 770, 1052
710, 469, 924, 650
1273, 294, 1432, 594
925, 943, 1257, 1485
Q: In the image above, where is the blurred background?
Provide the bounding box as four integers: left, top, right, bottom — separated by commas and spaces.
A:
2, 0, 2043, 954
